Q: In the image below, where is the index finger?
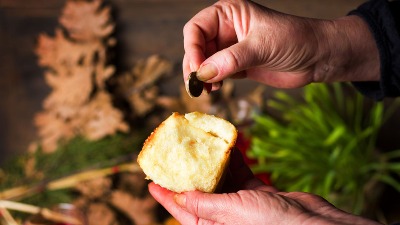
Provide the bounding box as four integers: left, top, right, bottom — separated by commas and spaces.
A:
182, 4, 219, 81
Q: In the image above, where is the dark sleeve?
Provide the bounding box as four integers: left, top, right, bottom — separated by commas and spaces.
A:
348, 0, 400, 100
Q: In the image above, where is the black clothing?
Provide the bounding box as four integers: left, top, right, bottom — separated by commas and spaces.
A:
349, 0, 400, 100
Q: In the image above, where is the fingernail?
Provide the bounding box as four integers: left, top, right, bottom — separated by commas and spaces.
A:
174, 194, 186, 208
197, 63, 218, 81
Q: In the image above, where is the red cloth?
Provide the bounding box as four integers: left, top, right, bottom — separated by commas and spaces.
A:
236, 132, 272, 186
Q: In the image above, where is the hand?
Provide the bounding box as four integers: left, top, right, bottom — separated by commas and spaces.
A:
183, 0, 379, 91
149, 149, 382, 225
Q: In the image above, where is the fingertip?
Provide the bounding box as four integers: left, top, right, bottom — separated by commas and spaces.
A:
148, 182, 158, 191
148, 182, 173, 200
148, 182, 160, 197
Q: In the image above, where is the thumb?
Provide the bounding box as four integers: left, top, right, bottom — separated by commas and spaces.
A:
197, 39, 259, 83
174, 191, 237, 223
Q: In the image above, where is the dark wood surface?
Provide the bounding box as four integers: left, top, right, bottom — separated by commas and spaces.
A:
0, 0, 372, 162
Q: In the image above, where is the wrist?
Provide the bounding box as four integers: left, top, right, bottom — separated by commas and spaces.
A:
313, 15, 380, 83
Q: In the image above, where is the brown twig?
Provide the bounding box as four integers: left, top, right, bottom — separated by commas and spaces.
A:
0, 207, 20, 225
0, 200, 82, 225
0, 163, 141, 200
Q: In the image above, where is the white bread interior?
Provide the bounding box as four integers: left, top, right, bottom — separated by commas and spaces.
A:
137, 112, 237, 193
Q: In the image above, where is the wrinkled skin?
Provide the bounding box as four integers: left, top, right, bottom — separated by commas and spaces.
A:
182, 0, 379, 91
149, 149, 382, 225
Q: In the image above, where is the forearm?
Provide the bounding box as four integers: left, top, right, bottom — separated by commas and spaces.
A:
313, 15, 380, 83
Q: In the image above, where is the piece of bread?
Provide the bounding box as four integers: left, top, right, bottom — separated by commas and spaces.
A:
137, 112, 237, 193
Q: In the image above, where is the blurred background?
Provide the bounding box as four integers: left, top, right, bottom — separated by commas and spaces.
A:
0, 0, 368, 163
1, 0, 400, 224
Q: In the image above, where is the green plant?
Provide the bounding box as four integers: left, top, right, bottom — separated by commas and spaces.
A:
248, 83, 400, 214
0, 131, 146, 200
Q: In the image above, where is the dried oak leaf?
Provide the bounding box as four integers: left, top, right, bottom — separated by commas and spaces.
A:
59, 0, 114, 42
43, 66, 93, 111
35, 111, 75, 153
37, 28, 109, 73
77, 91, 129, 141
36, 29, 102, 70
110, 190, 158, 225
35, 32, 58, 69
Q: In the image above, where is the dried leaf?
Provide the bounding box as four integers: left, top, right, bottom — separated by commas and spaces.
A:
36, 29, 103, 70
95, 65, 115, 89
131, 55, 172, 89
35, 33, 58, 69
43, 66, 93, 110
117, 55, 172, 117
77, 92, 129, 141
59, 0, 114, 41
34, 0, 121, 151
34, 111, 75, 153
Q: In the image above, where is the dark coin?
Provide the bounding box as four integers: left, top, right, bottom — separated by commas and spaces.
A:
188, 71, 204, 98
